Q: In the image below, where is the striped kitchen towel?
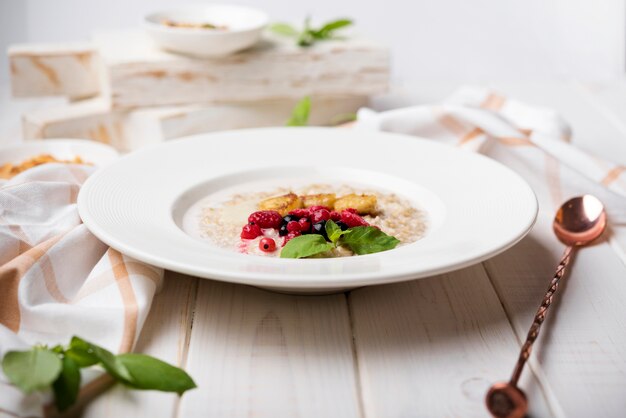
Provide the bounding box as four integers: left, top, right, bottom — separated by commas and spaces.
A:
0, 163, 163, 417
356, 87, 626, 225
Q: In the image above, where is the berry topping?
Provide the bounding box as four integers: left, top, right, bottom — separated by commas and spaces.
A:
282, 231, 301, 247
335, 220, 349, 231
259, 237, 276, 252
298, 217, 311, 233
310, 208, 331, 224
340, 210, 369, 228
286, 220, 301, 233
288, 208, 310, 218
329, 211, 342, 221
241, 223, 263, 239
308, 205, 331, 212
248, 211, 282, 229
311, 220, 329, 240
278, 224, 289, 236
343, 208, 359, 214
282, 214, 299, 224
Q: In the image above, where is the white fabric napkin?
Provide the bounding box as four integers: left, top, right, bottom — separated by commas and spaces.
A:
356, 87, 626, 226
0, 163, 163, 417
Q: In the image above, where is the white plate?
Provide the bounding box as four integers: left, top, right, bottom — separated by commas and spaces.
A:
0, 139, 119, 168
144, 4, 269, 57
78, 128, 537, 293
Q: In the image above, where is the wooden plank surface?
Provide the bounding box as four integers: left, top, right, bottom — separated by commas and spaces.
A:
177, 280, 362, 418
350, 265, 553, 418
82, 272, 197, 418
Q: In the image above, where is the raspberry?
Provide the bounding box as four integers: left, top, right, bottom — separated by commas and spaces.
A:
241, 223, 263, 239
298, 217, 311, 233
259, 237, 276, 252
340, 210, 369, 228
248, 211, 282, 229
329, 211, 342, 221
343, 208, 359, 214
308, 205, 331, 212
287, 220, 301, 233
311, 209, 331, 223
288, 208, 310, 218
282, 231, 301, 247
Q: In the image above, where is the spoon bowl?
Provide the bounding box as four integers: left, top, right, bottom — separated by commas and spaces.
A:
553, 195, 607, 247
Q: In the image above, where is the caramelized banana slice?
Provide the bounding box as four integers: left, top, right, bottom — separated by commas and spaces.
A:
301, 193, 336, 209
258, 192, 303, 216
334, 193, 377, 215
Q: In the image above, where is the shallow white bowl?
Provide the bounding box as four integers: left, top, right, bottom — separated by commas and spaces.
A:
0, 139, 119, 168
144, 4, 269, 57
78, 127, 537, 294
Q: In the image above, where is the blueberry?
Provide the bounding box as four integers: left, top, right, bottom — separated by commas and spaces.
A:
312, 221, 328, 240
279, 224, 289, 236
282, 215, 299, 224
335, 221, 349, 231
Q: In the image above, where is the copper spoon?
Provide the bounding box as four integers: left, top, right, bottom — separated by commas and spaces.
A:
485, 195, 607, 418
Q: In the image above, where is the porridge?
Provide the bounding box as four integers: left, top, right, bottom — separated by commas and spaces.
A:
198, 184, 427, 258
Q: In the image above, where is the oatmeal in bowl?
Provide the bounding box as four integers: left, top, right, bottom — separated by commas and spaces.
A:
199, 184, 427, 258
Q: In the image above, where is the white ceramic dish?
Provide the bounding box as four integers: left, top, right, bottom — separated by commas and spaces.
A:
144, 4, 269, 57
78, 127, 537, 294
0, 139, 119, 169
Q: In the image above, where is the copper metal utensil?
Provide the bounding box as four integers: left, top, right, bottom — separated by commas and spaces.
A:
485, 195, 607, 418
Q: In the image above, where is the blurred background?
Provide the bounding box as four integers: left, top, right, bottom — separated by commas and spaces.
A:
1, 0, 624, 85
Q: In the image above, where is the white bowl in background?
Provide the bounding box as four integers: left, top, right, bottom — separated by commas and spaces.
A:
0, 139, 119, 169
144, 4, 269, 57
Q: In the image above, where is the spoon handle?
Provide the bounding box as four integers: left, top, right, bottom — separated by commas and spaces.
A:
510, 246, 573, 385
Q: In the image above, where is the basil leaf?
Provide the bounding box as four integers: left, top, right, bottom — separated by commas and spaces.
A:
280, 235, 334, 258
268, 23, 299, 37
314, 19, 353, 39
116, 354, 196, 394
286, 96, 311, 126
339, 226, 400, 255
52, 356, 81, 412
325, 220, 349, 244
2, 347, 62, 393
69, 337, 132, 382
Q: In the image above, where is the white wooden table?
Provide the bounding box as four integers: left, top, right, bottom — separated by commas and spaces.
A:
2, 81, 626, 418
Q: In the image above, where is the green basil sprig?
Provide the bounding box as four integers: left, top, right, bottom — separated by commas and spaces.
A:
281, 220, 399, 258
2, 336, 196, 412
286, 96, 311, 126
270, 17, 353, 47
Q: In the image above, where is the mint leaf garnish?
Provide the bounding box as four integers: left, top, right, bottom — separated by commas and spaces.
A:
339, 226, 400, 255
52, 356, 81, 411
325, 220, 349, 244
70, 337, 132, 382
280, 234, 334, 258
2, 336, 197, 412
270, 16, 353, 47
117, 354, 196, 394
2, 347, 62, 393
286, 96, 311, 126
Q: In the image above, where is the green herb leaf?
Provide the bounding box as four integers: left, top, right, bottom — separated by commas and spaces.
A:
116, 354, 196, 394
325, 220, 349, 244
314, 19, 353, 39
69, 337, 132, 382
286, 96, 311, 126
339, 226, 400, 255
268, 23, 299, 37
2, 347, 62, 393
52, 356, 81, 412
280, 234, 334, 258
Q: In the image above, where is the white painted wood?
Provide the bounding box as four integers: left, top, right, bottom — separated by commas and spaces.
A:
178, 280, 361, 418
22, 95, 367, 151
94, 31, 388, 109
349, 265, 553, 418
8, 43, 100, 99
82, 272, 197, 418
